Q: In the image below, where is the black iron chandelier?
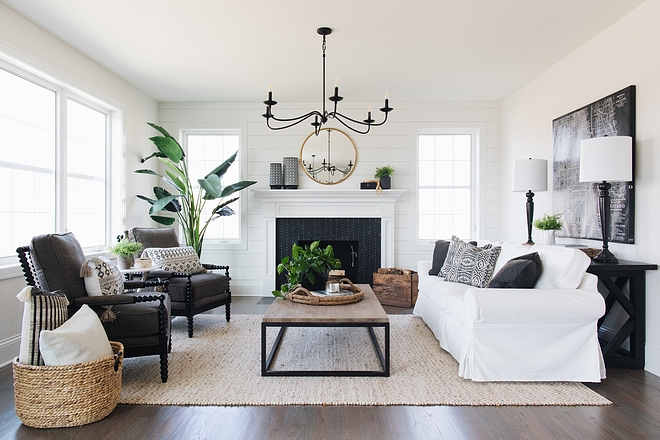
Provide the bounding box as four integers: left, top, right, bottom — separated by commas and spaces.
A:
262, 27, 393, 135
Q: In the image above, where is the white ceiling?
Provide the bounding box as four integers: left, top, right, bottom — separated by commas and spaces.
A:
1, 0, 644, 104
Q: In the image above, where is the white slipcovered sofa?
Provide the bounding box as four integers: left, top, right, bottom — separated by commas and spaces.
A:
413, 240, 606, 382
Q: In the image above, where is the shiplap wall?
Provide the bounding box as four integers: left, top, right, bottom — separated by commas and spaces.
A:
158, 101, 501, 296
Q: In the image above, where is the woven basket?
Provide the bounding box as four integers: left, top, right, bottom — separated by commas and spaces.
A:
285, 278, 364, 305
12, 341, 123, 428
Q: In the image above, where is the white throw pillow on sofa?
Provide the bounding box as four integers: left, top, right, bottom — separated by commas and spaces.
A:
530, 244, 591, 289
39, 304, 114, 366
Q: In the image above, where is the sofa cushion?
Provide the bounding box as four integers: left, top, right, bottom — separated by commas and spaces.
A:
130, 227, 180, 249
428, 240, 450, 276
530, 244, 591, 289
440, 236, 485, 278
488, 252, 542, 288
444, 293, 466, 322
418, 276, 472, 309
442, 237, 501, 288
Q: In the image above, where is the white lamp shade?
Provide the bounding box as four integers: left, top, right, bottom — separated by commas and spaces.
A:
512, 158, 548, 192
579, 136, 633, 183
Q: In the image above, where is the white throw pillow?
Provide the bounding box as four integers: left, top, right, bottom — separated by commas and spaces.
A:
530, 244, 592, 289
39, 304, 114, 366
142, 246, 207, 274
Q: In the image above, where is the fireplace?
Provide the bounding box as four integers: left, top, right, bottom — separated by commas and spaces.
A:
276, 218, 381, 290
253, 188, 405, 295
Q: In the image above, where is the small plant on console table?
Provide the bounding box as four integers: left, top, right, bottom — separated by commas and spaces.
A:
272, 240, 341, 298
375, 165, 394, 189
533, 213, 563, 245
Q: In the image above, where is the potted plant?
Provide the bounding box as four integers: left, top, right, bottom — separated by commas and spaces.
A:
533, 213, 563, 245
272, 240, 341, 298
375, 165, 394, 189
136, 122, 257, 256
109, 237, 143, 269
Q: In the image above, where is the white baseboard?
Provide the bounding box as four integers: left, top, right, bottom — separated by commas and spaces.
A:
0, 335, 20, 368
230, 281, 267, 296
645, 344, 660, 376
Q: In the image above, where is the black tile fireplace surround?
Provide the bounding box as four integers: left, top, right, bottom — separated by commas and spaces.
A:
275, 218, 381, 289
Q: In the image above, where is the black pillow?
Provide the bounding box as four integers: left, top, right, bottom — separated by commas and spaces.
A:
488, 252, 542, 288
428, 240, 450, 276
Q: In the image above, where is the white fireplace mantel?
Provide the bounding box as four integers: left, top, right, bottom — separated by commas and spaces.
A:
252, 188, 405, 295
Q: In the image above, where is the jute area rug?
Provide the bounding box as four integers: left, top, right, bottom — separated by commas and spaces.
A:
119, 314, 611, 406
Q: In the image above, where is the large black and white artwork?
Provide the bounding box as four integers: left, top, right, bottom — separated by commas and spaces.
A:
552, 85, 635, 244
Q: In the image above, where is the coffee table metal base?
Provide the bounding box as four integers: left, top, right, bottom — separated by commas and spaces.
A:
261, 322, 390, 377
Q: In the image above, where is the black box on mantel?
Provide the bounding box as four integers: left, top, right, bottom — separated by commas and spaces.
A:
360, 181, 378, 190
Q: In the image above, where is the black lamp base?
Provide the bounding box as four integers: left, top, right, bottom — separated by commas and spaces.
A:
593, 247, 618, 263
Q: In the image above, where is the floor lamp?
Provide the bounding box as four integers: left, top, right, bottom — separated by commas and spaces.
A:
579, 136, 633, 263
513, 158, 548, 245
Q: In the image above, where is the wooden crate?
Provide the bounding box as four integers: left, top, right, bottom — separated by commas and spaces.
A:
372, 268, 418, 308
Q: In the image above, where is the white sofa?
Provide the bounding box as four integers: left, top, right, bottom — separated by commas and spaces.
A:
413, 241, 606, 382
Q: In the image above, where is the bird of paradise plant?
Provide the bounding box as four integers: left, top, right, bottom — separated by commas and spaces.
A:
136, 122, 256, 256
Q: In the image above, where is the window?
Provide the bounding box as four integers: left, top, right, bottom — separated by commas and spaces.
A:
184, 130, 243, 243
0, 63, 117, 262
417, 131, 475, 240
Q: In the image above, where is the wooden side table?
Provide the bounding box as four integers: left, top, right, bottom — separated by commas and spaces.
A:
587, 259, 657, 368
120, 266, 154, 282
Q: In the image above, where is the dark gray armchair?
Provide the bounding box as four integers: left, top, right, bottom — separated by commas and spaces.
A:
129, 227, 231, 338
17, 232, 171, 383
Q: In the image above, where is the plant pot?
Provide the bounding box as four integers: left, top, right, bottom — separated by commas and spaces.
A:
116, 255, 134, 270
379, 176, 391, 190
539, 230, 556, 246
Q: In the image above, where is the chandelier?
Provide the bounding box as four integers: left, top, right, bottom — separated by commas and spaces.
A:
263, 27, 393, 135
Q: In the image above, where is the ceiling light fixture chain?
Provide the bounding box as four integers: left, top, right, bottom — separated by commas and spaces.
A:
263, 27, 393, 136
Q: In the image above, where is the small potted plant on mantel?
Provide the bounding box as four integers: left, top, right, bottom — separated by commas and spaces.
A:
272, 241, 341, 298
375, 165, 394, 190
109, 237, 143, 270
533, 213, 563, 245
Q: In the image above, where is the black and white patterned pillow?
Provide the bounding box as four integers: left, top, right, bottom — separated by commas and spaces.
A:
80, 256, 124, 322
143, 246, 207, 274
440, 236, 492, 278
16, 286, 69, 366
442, 236, 502, 288
80, 256, 124, 296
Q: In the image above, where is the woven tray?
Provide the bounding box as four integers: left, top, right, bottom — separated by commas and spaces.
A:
12, 341, 123, 428
285, 278, 364, 306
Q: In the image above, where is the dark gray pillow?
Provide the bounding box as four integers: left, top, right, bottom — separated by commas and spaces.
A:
428, 240, 450, 276
488, 252, 542, 288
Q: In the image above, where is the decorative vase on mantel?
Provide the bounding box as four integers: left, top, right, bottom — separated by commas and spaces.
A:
539, 230, 556, 246
379, 175, 391, 190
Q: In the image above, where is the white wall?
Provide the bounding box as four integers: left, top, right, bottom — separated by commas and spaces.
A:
0, 3, 159, 366
158, 101, 501, 296
501, 0, 660, 374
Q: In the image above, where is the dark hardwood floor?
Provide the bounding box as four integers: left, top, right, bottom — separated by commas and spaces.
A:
2, 296, 660, 439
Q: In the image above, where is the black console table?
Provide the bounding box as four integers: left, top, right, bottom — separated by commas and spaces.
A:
587, 260, 657, 368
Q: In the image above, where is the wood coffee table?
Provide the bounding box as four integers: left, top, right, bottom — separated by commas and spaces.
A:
261, 284, 390, 377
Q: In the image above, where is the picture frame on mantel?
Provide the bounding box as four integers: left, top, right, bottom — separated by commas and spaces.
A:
551, 85, 635, 244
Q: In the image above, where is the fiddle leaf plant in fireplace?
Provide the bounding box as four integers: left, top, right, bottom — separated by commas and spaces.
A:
135, 122, 257, 256
272, 240, 342, 298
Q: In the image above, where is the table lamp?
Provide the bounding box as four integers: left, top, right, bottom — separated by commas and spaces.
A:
513, 158, 548, 245
579, 136, 633, 263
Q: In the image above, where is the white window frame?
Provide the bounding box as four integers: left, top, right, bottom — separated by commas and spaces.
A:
180, 128, 249, 251
411, 127, 484, 250
0, 55, 123, 267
